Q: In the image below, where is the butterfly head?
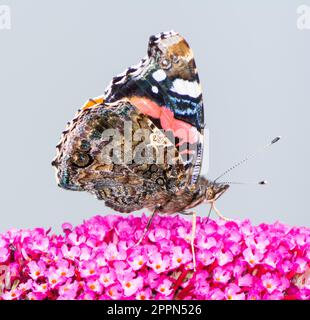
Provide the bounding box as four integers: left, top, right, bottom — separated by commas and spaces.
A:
205, 181, 229, 203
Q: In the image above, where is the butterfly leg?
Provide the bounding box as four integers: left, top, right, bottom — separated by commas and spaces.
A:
179, 211, 197, 271
134, 209, 157, 247
212, 202, 231, 221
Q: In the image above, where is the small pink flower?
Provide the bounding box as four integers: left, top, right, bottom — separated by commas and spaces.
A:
18, 279, 33, 293
171, 246, 191, 268
1, 288, 22, 300
295, 258, 308, 273
32, 237, 49, 252
79, 245, 92, 260
87, 279, 102, 294
56, 259, 75, 278
95, 252, 107, 267
61, 244, 80, 260
128, 252, 147, 270
58, 280, 79, 299
68, 232, 86, 246
261, 272, 280, 293
106, 284, 123, 300
197, 250, 215, 266
225, 284, 245, 300
217, 249, 233, 266
197, 236, 217, 250
148, 228, 170, 242
136, 288, 152, 300
104, 243, 126, 261
243, 247, 262, 267
148, 252, 170, 274
32, 282, 49, 294
79, 261, 97, 278
99, 268, 116, 287
46, 267, 63, 288
209, 288, 225, 300
263, 252, 280, 269
213, 266, 231, 284
62, 222, 73, 232
156, 279, 173, 296
28, 261, 46, 280
121, 276, 143, 297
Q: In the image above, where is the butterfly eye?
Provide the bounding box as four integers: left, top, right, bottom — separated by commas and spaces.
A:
160, 58, 171, 69
207, 188, 214, 200
71, 152, 92, 168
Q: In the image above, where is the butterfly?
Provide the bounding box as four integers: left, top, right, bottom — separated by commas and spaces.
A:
52, 31, 231, 270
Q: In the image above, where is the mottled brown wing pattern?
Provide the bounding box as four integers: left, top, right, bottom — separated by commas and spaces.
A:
53, 99, 187, 212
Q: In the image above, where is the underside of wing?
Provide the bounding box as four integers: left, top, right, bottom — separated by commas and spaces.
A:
53, 99, 187, 212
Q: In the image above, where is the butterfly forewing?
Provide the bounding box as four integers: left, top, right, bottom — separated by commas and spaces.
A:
104, 31, 205, 187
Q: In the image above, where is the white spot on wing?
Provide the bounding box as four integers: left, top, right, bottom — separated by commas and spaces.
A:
152, 86, 159, 94
170, 79, 201, 98
152, 70, 166, 82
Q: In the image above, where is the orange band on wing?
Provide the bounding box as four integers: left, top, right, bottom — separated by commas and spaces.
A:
129, 96, 199, 144
82, 97, 105, 110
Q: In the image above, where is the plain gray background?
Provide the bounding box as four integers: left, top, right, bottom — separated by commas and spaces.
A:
0, 0, 309, 233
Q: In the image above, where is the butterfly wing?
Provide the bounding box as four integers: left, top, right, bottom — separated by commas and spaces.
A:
53, 31, 205, 213
104, 31, 205, 187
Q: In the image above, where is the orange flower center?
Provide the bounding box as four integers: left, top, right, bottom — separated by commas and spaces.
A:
155, 264, 161, 269
177, 258, 182, 263
125, 282, 132, 288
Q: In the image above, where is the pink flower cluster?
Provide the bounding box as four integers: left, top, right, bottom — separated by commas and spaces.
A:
0, 215, 309, 300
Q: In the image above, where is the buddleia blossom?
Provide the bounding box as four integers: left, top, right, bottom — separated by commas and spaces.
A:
0, 215, 309, 300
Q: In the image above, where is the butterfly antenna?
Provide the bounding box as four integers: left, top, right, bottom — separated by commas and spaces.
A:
222, 180, 268, 185
214, 136, 281, 182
